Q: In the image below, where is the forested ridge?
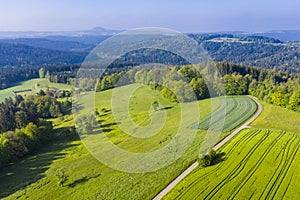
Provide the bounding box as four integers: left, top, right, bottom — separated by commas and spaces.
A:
0, 34, 300, 73
0, 42, 86, 68
190, 34, 300, 73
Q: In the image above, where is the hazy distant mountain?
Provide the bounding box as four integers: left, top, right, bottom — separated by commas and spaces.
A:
0, 27, 299, 73
45, 35, 110, 46
0, 27, 122, 39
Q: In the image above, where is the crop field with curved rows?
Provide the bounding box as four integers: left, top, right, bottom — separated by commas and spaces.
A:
165, 129, 300, 200
191, 96, 257, 132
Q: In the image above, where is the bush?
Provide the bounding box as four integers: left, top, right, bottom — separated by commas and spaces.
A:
199, 149, 217, 167
56, 168, 68, 187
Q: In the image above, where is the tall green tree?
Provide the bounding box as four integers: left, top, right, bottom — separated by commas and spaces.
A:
39, 68, 45, 78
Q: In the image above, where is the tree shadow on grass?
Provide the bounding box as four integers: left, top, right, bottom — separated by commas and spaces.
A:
211, 152, 226, 166
0, 135, 80, 198
67, 174, 101, 188
97, 119, 105, 123
100, 122, 118, 128
91, 128, 113, 134
159, 106, 174, 111
89, 121, 118, 134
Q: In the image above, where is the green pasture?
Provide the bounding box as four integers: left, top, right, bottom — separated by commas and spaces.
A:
0, 84, 275, 199
0, 84, 222, 199
251, 100, 300, 133
0, 78, 72, 102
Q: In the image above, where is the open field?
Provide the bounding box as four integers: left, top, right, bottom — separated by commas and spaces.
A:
165, 129, 300, 199
0, 78, 72, 102
251, 100, 300, 132
191, 96, 257, 132
0, 84, 222, 199
0, 84, 277, 199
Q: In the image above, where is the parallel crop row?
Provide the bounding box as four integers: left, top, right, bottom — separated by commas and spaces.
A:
165, 129, 300, 200
191, 96, 257, 132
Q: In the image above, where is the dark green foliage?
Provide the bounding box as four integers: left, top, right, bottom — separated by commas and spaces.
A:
199, 154, 212, 167
199, 149, 217, 167
152, 101, 159, 111
190, 34, 300, 73
0, 42, 85, 68
222, 73, 249, 95
0, 92, 72, 133
0, 135, 12, 168
0, 120, 54, 169
208, 149, 217, 159
249, 78, 299, 112
95, 62, 299, 112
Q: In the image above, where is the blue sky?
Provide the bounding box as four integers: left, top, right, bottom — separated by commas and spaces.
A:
0, 0, 299, 32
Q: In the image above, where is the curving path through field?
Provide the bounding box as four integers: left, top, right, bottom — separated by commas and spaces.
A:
153, 96, 263, 200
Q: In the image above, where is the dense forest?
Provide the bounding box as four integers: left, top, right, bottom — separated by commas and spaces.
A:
0, 34, 300, 73
0, 42, 86, 68
0, 92, 73, 169
189, 34, 300, 73
0, 38, 94, 53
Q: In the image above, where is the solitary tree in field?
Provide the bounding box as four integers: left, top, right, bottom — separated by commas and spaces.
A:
152, 101, 159, 111
56, 168, 67, 187
199, 149, 217, 167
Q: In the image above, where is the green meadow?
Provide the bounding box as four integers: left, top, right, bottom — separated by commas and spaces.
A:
0, 84, 219, 199
0, 78, 72, 102
1, 83, 298, 199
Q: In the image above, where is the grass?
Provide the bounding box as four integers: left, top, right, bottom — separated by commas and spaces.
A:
165, 129, 300, 199
0, 84, 268, 199
0, 84, 223, 199
251, 100, 300, 133
191, 96, 257, 132
0, 78, 72, 102
0, 136, 81, 199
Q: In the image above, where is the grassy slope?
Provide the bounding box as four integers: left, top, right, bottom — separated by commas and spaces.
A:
250, 100, 300, 132
2, 84, 295, 199
0, 78, 71, 102
1, 84, 221, 200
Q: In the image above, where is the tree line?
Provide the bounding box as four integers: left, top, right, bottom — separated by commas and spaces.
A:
95, 62, 299, 112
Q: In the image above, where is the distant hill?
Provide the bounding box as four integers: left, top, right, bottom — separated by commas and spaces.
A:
189, 34, 300, 73
0, 28, 299, 73
0, 38, 94, 53
0, 27, 122, 39
45, 35, 110, 46
0, 42, 86, 67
